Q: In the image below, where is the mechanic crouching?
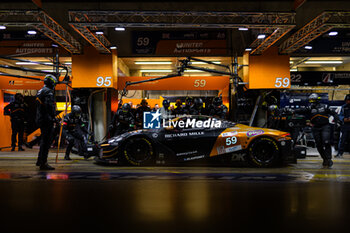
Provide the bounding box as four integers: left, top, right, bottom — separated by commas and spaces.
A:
296, 93, 340, 168
208, 97, 228, 119
336, 94, 350, 158
63, 105, 89, 160
110, 103, 136, 136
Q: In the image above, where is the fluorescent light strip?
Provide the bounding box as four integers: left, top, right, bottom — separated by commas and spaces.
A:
140, 69, 172, 72
0, 25, 6, 30
184, 69, 205, 73
290, 69, 298, 72
304, 61, 343, 64
135, 61, 172, 65
27, 30, 37, 35
257, 34, 266, 39
329, 31, 338, 36
16, 62, 39, 65
238, 27, 249, 31
191, 61, 221, 64
115, 27, 125, 31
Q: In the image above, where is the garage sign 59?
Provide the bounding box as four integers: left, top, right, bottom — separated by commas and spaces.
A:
274, 77, 290, 88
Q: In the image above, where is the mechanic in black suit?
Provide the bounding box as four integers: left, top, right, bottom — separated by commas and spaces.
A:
296, 93, 340, 168
35, 74, 57, 170
336, 94, 350, 158
4, 93, 28, 151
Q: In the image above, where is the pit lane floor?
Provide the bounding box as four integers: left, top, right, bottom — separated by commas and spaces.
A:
1, 147, 350, 233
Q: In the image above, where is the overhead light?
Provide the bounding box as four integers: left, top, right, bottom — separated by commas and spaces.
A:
140, 69, 172, 73
304, 60, 343, 64
95, 31, 104, 35
0, 25, 6, 30
64, 62, 72, 65
184, 69, 205, 73
290, 68, 298, 72
109, 46, 117, 50
16, 62, 39, 65
245, 48, 252, 51
328, 31, 338, 36
115, 27, 125, 31
41, 69, 55, 72
304, 45, 312, 50
238, 27, 248, 31
135, 61, 172, 65
289, 61, 294, 64
27, 30, 37, 35
191, 61, 221, 64
257, 34, 266, 39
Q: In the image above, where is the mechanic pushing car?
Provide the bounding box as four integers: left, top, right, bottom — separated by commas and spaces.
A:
135, 99, 151, 129
110, 103, 136, 136
4, 93, 28, 151
208, 96, 228, 119
63, 105, 89, 160
336, 94, 350, 158
295, 93, 340, 168
35, 74, 57, 170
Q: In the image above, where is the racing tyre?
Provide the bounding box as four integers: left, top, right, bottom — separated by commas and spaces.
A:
122, 137, 154, 166
247, 137, 281, 168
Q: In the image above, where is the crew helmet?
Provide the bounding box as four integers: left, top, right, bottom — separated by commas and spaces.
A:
185, 96, 193, 105
122, 103, 131, 113
194, 98, 203, 109
213, 97, 223, 106
44, 74, 58, 89
345, 94, 350, 101
71, 105, 82, 116
141, 99, 148, 106
268, 105, 278, 112
14, 93, 24, 102
162, 99, 170, 108
308, 93, 320, 103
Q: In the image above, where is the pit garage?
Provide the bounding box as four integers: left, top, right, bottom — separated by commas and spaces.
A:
1, 1, 350, 232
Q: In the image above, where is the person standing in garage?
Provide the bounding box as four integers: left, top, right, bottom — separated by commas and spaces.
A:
135, 99, 151, 129
35, 74, 57, 170
296, 93, 340, 168
160, 99, 172, 120
336, 94, 350, 158
4, 93, 28, 151
173, 99, 184, 117
110, 103, 136, 136
208, 97, 228, 119
190, 98, 204, 115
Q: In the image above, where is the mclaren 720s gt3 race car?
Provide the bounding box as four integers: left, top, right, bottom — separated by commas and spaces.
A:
95, 115, 295, 168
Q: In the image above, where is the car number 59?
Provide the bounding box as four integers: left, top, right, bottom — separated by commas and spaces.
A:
226, 136, 237, 146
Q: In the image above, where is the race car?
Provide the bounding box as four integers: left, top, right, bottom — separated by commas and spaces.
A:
95, 115, 294, 167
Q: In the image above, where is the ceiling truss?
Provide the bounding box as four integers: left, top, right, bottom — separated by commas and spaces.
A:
0, 10, 81, 54
69, 10, 296, 54
279, 11, 350, 54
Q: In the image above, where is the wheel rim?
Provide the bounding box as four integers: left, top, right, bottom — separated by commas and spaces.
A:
251, 139, 277, 164
124, 138, 152, 164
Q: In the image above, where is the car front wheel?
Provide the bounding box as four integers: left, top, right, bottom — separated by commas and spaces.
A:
247, 137, 281, 168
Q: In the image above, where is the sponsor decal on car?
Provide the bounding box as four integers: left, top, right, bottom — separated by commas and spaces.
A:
176, 151, 198, 157
246, 130, 264, 137
143, 110, 222, 129
165, 131, 204, 138
183, 155, 205, 161
217, 145, 242, 155
221, 131, 238, 137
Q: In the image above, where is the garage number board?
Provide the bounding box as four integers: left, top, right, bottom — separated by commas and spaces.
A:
96, 76, 112, 87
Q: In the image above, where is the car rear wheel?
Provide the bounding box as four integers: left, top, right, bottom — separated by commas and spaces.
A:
247, 137, 280, 168
123, 137, 154, 166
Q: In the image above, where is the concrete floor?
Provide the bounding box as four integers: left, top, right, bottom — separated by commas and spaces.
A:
1, 147, 350, 233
